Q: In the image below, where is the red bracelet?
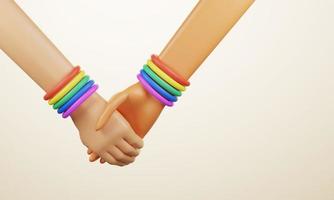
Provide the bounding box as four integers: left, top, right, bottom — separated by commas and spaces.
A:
151, 54, 190, 86
43, 66, 81, 100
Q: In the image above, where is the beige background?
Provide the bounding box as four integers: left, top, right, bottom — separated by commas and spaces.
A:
0, 0, 333, 199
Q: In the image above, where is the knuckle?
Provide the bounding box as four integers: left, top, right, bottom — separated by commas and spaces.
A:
121, 157, 130, 163
120, 157, 132, 163
131, 150, 139, 156
125, 149, 134, 155
129, 157, 135, 163
114, 154, 123, 160
137, 141, 144, 149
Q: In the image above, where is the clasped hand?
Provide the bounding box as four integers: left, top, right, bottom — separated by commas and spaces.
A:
71, 83, 164, 166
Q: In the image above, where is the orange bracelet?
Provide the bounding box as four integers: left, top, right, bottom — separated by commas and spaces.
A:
151, 54, 190, 86
43, 66, 81, 100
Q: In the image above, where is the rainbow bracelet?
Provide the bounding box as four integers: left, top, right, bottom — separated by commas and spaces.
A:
57, 80, 95, 114
137, 55, 190, 107
140, 70, 177, 102
44, 67, 98, 118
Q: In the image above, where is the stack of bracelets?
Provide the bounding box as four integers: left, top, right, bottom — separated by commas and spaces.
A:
137, 54, 190, 107
43, 66, 99, 118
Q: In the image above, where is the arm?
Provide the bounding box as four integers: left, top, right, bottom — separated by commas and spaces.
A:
0, 0, 73, 91
160, 0, 255, 79
0, 0, 143, 166
96, 0, 255, 136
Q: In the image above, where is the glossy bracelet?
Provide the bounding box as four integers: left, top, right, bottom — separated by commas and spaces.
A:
151, 54, 190, 86
143, 65, 182, 97
43, 66, 81, 100
48, 71, 85, 105
137, 55, 191, 107
137, 74, 173, 107
62, 84, 99, 118
53, 75, 90, 109
43, 67, 98, 119
57, 80, 95, 114
147, 60, 186, 92
140, 70, 177, 102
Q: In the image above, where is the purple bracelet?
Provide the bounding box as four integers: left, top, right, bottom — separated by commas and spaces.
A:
137, 74, 173, 107
62, 84, 99, 118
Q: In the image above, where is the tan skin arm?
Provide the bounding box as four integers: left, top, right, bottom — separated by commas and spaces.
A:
0, 0, 143, 166
160, 0, 254, 79
96, 0, 255, 132
92, 0, 254, 162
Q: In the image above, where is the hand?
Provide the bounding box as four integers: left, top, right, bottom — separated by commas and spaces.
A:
97, 83, 165, 136
88, 83, 165, 163
71, 93, 144, 166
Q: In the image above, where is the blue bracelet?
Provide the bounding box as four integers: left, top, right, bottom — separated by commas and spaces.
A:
140, 70, 177, 102
57, 80, 95, 114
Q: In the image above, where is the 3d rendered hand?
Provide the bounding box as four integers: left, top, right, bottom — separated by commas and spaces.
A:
88, 83, 165, 162
97, 83, 164, 136
71, 93, 144, 166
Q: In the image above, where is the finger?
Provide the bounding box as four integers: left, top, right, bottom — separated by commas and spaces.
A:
100, 158, 105, 164
95, 92, 128, 131
101, 152, 125, 166
87, 149, 93, 155
89, 152, 100, 162
108, 146, 135, 164
117, 139, 140, 157
124, 131, 144, 149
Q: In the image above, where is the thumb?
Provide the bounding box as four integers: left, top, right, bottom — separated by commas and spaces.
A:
95, 91, 128, 131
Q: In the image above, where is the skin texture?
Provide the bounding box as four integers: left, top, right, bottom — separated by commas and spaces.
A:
0, 0, 143, 166
91, 0, 255, 162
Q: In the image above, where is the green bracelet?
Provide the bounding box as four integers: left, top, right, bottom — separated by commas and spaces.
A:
53, 75, 90, 109
143, 65, 182, 97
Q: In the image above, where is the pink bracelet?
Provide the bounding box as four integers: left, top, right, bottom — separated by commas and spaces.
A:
62, 84, 99, 118
137, 74, 173, 107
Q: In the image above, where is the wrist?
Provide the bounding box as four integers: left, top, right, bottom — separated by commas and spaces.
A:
134, 82, 165, 110
70, 93, 105, 126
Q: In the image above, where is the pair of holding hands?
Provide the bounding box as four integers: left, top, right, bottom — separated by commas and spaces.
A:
71, 83, 164, 166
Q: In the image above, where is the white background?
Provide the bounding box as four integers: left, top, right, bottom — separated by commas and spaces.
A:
0, 0, 333, 199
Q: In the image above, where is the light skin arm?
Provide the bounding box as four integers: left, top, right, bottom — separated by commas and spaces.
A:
0, 0, 72, 91
0, 0, 143, 166
92, 0, 254, 162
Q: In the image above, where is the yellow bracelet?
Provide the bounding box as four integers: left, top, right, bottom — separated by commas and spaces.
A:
147, 60, 186, 91
48, 71, 85, 105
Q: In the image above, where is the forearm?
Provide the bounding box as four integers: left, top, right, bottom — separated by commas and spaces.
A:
0, 0, 101, 121
159, 0, 254, 79
0, 0, 73, 92
140, 0, 254, 110
129, 0, 255, 125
